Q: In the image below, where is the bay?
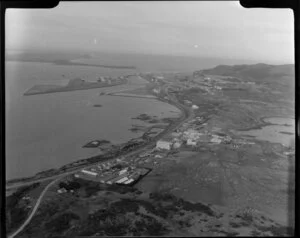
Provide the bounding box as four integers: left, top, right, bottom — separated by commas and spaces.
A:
5, 61, 180, 180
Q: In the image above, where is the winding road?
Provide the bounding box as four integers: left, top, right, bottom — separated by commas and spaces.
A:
8, 177, 63, 238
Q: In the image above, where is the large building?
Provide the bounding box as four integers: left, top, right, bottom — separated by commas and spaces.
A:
156, 140, 172, 150
81, 169, 98, 177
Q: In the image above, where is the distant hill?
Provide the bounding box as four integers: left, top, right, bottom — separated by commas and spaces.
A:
194, 63, 294, 82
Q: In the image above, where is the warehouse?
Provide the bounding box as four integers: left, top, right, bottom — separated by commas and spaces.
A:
156, 140, 172, 150
81, 169, 98, 177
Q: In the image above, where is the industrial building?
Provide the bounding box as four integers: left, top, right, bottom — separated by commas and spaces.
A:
156, 140, 172, 150
75, 163, 151, 186
81, 169, 98, 176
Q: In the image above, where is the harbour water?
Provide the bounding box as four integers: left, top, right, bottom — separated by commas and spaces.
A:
5, 61, 180, 180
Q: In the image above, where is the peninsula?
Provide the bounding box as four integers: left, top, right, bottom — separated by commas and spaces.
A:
24, 76, 128, 96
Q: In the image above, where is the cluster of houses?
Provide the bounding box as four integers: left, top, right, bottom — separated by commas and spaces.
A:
97, 76, 124, 84
155, 116, 255, 151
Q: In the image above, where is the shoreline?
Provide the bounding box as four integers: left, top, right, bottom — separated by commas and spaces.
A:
6, 86, 189, 188
234, 115, 295, 132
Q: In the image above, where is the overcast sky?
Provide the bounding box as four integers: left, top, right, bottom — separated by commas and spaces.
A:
6, 1, 294, 63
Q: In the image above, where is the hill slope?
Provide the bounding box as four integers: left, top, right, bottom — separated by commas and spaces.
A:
194, 63, 294, 82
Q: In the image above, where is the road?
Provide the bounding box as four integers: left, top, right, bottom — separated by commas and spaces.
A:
7, 177, 63, 238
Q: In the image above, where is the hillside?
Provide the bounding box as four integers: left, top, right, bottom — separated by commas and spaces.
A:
194, 63, 294, 82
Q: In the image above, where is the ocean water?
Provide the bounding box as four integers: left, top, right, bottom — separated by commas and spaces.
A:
5, 52, 258, 180
5, 60, 181, 180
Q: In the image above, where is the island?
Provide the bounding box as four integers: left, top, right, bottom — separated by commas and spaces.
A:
24, 77, 128, 96
83, 140, 111, 148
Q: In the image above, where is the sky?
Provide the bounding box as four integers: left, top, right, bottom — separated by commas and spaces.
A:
5, 1, 294, 64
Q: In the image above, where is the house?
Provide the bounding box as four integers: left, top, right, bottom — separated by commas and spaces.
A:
156, 140, 172, 150
192, 105, 199, 110
57, 188, 67, 194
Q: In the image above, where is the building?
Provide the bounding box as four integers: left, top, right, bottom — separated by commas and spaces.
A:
57, 188, 67, 194
124, 179, 134, 184
211, 137, 222, 144
153, 88, 160, 94
192, 105, 199, 110
119, 168, 128, 175
156, 140, 172, 150
173, 141, 182, 149
81, 169, 98, 177
183, 129, 202, 140
116, 177, 129, 184
184, 100, 192, 105
68, 78, 85, 86
98, 76, 105, 82
108, 172, 129, 184
186, 139, 197, 146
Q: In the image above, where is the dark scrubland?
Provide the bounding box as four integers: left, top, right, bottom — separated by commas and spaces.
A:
6, 183, 40, 233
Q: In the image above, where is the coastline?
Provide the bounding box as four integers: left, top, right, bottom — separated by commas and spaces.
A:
6, 58, 136, 70
234, 115, 295, 132
6, 84, 189, 188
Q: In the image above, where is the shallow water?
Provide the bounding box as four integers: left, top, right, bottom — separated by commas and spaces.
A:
236, 117, 295, 146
